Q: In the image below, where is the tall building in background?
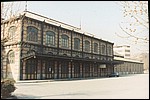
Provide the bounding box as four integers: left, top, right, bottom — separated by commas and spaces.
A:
113, 45, 130, 59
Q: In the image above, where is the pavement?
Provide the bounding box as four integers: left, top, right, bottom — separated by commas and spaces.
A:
12, 73, 149, 99
15, 74, 137, 84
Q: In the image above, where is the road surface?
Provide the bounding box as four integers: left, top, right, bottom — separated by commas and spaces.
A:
13, 74, 149, 99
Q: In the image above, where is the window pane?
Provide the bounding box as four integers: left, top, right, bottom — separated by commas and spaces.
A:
27, 26, 38, 42
108, 46, 111, 55
61, 35, 69, 48
46, 31, 55, 46
94, 43, 98, 53
85, 40, 90, 52
8, 26, 16, 41
8, 51, 15, 64
102, 45, 105, 54
74, 38, 80, 50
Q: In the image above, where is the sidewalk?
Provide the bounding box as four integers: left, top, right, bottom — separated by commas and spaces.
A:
15, 74, 142, 84
16, 79, 53, 83
15, 77, 107, 84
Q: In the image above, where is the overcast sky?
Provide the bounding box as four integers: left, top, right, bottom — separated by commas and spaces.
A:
3, 1, 149, 56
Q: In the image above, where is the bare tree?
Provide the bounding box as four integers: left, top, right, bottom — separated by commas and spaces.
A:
115, 1, 149, 45
1, 1, 23, 44
1, 1, 25, 79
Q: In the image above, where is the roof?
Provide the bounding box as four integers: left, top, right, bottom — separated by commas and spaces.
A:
114, 45, 130, 48
114, 56, 143, 64
1, 10, 114, 44
22, 11, 113, 44
21, 11, 92, 35
114, 51, 123, 57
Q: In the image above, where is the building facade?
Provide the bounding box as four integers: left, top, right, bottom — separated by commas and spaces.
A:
113, 45, 131, 58
1, 11, 115, 81
131, 53, 149, 73
114, 56, 144, 75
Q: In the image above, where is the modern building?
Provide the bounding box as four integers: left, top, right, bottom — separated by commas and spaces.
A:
113, 45, 131, 58
1, 11, 115, 81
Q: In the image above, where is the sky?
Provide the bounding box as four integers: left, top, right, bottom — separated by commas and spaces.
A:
3, 1, 149, 56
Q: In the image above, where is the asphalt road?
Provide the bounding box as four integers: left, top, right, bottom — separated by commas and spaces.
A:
13, 74, 149, 99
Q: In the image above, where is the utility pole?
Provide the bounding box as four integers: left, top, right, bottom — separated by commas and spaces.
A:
25, 1, 27, 11
80, 16, 81, 29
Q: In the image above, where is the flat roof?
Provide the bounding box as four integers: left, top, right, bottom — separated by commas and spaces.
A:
114, 45, 130, 48
114, 56, 143, 64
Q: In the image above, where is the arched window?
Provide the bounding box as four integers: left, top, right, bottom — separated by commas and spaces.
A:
61, 35, 69, 48
8, 26, 16, 41
46, 31, 55, 46
108, 46, 112, 55
94, 43, 98, 53
27, 26, 38, 42
8, 51, 15, 64
85, 40, 90, 52
102, 45, 105, 54
74, 38, 80, 50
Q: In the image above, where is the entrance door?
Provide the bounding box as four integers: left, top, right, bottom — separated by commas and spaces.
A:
93, 63, 98, 77
83, 63, 90, 78
26, 59, 37, 80
45, 60, 55, 79
61, 62, 69, 79
74, 62, 80, 78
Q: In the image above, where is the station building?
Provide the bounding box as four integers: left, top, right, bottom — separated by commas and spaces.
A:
1, 11, 115, 81
1, 11, 144, 81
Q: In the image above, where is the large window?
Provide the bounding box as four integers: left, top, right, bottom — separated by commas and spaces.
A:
74, 38, 80, 50
8, 26, 16, 41
125, 54, 130, 56
46, 31, 55, 46
8, 51, 15, 64
108, 46, 112, 55
125, 50, 130, 52
61, 35, 69, 48
74, 63, 80, 78
102, 45, 105, 54
61, 62, 68, 78
94, 43, 98, 53
27, 26, 38, 42
26, 60, 36, 74
25, 59, 37, 79
85, 40, 90, 52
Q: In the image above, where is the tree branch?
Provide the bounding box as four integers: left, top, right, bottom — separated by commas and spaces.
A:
119, 24, 149, 42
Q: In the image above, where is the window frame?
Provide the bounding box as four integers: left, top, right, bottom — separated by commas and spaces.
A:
61, 34, 69, 48
27, 26, 38, 42
8, 51, 15, 64
46, 31, 55, 46
102, 45, 106, 54
85, 40, 90, 52
8, 26, 17, 41
109, 46, 112, 55
74, 38, 80, 50
94, 42, 98, 53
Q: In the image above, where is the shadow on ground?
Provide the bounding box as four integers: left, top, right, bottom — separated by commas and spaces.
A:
15, 92, 88, 99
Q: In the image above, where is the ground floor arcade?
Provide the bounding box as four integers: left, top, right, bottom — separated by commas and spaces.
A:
20, 57, 114, 80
